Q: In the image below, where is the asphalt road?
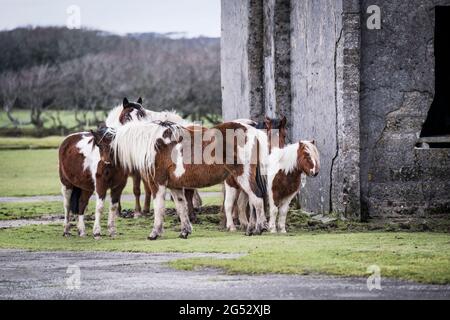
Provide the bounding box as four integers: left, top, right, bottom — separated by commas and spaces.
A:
1, 250, 449, 300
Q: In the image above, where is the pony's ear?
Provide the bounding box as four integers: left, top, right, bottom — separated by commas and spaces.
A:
264, 116, 271, 129
137, 97, 143, 104
123, 98, 130, 108
97, 122, 107, 130
280, 115, 287, 127
311, 140, 316, 145
90, 129, 100, 146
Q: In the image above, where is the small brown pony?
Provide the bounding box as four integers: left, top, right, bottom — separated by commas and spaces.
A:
95, 120, 271, 239
267, 141, 320, 233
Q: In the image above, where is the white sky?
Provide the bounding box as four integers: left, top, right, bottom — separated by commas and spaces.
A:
0, 0, 221, 37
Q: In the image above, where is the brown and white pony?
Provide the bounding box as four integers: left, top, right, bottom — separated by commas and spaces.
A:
267, 141, 320, 233
223, 117, 287, 232
59, 126, 125, 238
111, 100, 203, 221
97, 120, 270, 240
105, 97, 194, 216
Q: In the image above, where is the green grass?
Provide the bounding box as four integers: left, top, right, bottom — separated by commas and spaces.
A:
0, 149, 60, 196
0, 148, 223, 197
0, 212, 449, 284
0, 110, 104, 130
0, 197, 223, 221
0, 136, 64, 150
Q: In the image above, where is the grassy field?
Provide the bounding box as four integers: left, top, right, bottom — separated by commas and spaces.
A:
0, 110, 104, 130
0, 148, 222, 197
0, 209, 449, 284
0, 197, 223, 221
0, 136, 63, 150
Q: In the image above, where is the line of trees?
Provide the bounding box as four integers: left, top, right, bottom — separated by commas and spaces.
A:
0, 27, 221, 132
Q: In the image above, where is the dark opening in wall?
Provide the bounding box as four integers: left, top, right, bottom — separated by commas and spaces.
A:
420, 6, 450, 145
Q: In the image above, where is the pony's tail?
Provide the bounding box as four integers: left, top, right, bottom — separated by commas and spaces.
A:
70, 187, 82, 214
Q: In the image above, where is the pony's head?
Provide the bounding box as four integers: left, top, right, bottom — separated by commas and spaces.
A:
119, 97, 146, 124
264, 115, 287, 149
91, 123, 116, 165
298, 140, 320, 177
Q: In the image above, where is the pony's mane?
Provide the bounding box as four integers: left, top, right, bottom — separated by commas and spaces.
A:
302, 141, 320, 166
145, 109, 189, 126
105, 104, 124, 128
111, 120, 185, 175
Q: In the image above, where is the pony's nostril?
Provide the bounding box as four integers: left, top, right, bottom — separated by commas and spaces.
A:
314, 172, 319, 177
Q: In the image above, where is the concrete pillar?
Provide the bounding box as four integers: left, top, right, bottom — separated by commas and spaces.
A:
221, 0, 264, 121
290, 0, 361, 217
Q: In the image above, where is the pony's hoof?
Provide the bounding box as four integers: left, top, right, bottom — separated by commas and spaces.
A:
179, 232, 189, 239
93, 233, 101, 240
279, 229, 287, 234
63, 232, 71, 237
109, 231, 116, 238
269, 228, 277, 234
227, 225, 237, 232
148, 234, 159, 241
133, 212, 142, 219
78, 232, 86, 238
143, 210, 150, 215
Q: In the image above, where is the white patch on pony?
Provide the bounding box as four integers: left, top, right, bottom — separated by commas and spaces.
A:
76, 134, 100, 186
232, 119, 257, 126
111, 121, 184, 175
105, 104, 124, 128
267, 143, 299, 177
173, 143, 185, 178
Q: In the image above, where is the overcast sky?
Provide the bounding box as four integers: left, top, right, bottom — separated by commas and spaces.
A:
0, 0, 221, 37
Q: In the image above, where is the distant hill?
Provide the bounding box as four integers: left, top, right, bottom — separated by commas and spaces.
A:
0, 27, 221, 129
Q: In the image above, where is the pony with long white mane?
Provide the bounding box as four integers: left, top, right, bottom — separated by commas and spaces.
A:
107, 98, 202, 221
95, 119, 270, 239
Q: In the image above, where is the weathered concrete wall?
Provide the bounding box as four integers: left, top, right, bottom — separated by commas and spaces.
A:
263, 0, 292, 131
221, 0, 264, 122
222, 0, 450, 219
360, 0, 450, 219
291, 0, 360, 215
221, 0, 252, 121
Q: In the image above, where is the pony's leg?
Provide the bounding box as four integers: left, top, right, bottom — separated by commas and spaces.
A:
269, 206, 279, 233
278, 198, 293, 233
143, 181, 151, 215
192, 189, 202, 208
109, 181, 127, 237
77, 190, 92, 237
224, 182, 238, 232
237, 191, 249, 230
132, 173, 142, 217
170, 189, 193, 239
93, 192, 106, 239
61, 185, 72, 237
246, 193, 266, 236
184, 189, 197, 223
148, 185, 166, 240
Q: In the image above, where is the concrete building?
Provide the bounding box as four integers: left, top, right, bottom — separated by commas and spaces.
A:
221, 0, 450, 220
